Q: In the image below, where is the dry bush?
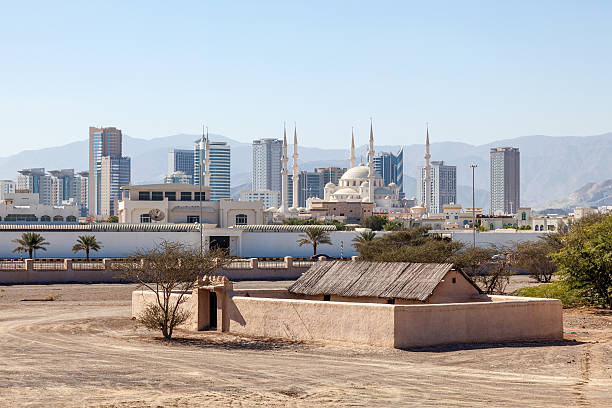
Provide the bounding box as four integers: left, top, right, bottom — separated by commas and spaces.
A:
114, 241, 230, 339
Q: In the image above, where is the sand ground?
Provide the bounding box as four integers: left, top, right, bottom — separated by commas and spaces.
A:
0, 282, 611, 407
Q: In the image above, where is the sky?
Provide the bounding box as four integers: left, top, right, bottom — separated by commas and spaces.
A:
1, 0, 611, 156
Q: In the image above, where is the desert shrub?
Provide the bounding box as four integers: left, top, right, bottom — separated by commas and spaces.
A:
514, 281, 586, 308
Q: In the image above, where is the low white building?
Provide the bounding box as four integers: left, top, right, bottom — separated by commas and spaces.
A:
240, 189, 280, 209
0, 192, 79, 223
118, 184, 265, 227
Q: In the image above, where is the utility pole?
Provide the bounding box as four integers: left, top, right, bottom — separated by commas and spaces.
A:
470, 164, 478, 247
199, 125, 204, 256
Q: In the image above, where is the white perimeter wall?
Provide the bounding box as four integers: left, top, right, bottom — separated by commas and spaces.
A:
0, 231, 200, 258
238, 231, 361, 258
446, 231, 545, 248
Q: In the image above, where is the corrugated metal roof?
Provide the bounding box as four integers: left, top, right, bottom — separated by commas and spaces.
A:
0, 223, 201, 232
288, 261, 480, 301
230, 224, 337, 232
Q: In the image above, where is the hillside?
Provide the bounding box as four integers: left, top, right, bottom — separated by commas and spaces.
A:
540, 179, 612, 210
1, 132, 611, 210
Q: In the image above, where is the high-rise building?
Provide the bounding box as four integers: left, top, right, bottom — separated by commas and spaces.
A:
194, 137, 231, 201
168, 148, 195, 180
314, 167, 347, 186
89, 126, 123, 215
48, 169, 76, 205
289, 171, 324, 208
417, 161, 457, 214
100, 156, 131, 217
17, 168, 52, 205
252, 138, 282, 192
373, 148, 404, 198
74, 171, 89, 216
490, 147, 520, 215
0, 180, 16, 199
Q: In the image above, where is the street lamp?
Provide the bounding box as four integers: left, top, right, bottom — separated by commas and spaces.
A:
470, 164, 478, 247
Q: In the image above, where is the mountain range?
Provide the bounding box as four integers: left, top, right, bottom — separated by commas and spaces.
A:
1, 132, 611, 210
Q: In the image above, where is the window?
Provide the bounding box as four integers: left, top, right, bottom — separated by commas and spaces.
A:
165, 192, 176, 201
40, 215, 51, 222
535, 225, 539, 231
180, 192, 192, 201
66, 215, 77, 222
194, 192, 205, 201
521, 212, 526, 221
323, 295, 331, 301
452, 277, 456, 284
53, 215, 64, 222
140, 214, 151, 223
151, 191, 163, 201
187, 215, 199, 223
138, 191, 150, 201
235, 214, 248, 225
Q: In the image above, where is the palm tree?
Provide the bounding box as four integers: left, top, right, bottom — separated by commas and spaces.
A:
12, 232, 50, 259
352, 230, 377, 250
72, 235, 103, 261
297, 227, 332, 256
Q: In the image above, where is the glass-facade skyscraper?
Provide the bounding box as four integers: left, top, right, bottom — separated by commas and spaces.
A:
373, 148, 404, 198
89, 126, 123, 216
168, 149, 195, 180
194, 138, 231, 201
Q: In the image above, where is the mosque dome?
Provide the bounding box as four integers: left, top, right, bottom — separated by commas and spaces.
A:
333, 187, 360, 195
325, 181, 335, 188
360, 181, 369, 187
340, 165, 370, 180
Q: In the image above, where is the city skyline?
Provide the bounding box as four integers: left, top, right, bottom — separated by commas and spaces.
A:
3, 1, 612, 155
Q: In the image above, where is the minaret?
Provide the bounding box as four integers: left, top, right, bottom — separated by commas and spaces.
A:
279, 124, 289, 213
424, 125, 432, 215
292, 124, 299, 208
349, 127, 356, 168
204, 127, 211, 187
367, 119, 375, 203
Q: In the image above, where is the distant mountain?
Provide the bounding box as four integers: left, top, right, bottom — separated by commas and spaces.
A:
539, 179, 612, 210
1, 132, 611, 210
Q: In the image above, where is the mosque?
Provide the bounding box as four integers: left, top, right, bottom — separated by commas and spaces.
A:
275, 121, 401, 217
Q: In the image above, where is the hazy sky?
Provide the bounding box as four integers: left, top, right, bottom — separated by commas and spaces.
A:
1, 1, 611, 156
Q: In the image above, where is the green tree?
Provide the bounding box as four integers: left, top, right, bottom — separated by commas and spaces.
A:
106, 215, 119, 223
552, 214, 612, 308
12, 232, 50, 259
114, 241, 230, 339
362, 215, 388, 231
72, 235, 103, 261
357, 228, 464, 263
510, 236, 564, 283
351, 230, 377, 250
297, 227, 333, 256
451, 246, 512, 294
383, 220, 404, 231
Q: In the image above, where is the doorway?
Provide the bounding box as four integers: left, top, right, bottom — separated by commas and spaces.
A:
209, 291, 217, 329
209, 236, 230, 251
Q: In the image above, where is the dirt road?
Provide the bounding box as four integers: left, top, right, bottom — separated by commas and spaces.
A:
0, 284, 611, 407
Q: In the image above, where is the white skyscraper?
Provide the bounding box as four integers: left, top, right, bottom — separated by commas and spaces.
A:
417, 161, 457, 214
17, 168, 53, 205
252, 138, 283, 193
490, 147, 520, 215
194, 132, 231, 201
